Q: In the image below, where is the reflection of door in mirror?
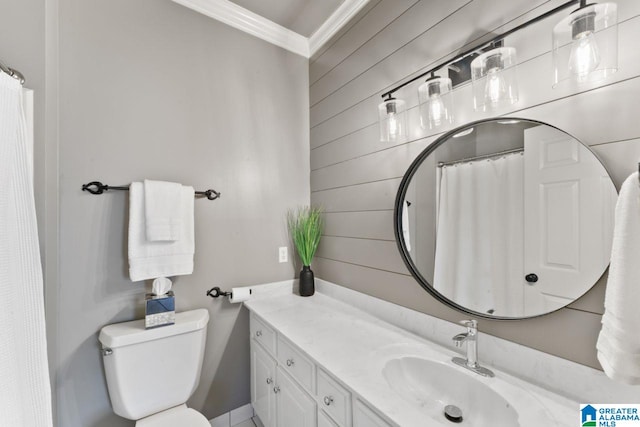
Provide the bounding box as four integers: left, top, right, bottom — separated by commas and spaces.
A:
523, 125, 616, 316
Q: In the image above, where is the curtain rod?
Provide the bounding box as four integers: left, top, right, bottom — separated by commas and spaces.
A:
437, 148, 524, 168
0, 60, 25, 85
381, 0, 579, 99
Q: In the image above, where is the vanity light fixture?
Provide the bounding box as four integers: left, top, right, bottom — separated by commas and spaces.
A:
552, 0, 618, 86
378, 94, 408, 142
418, 72, 454, 129
471, 46, 519, 111
377, 0, 619, 132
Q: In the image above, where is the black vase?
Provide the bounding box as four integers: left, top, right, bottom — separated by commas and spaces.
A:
299, 265, 315, 297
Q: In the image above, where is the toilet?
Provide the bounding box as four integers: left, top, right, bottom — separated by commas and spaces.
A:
99, 309, 210, 426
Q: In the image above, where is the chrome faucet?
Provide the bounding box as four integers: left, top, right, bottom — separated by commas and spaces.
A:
451, 320, 494, 377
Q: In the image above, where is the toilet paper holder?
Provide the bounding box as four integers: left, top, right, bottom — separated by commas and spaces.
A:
206, 286, 230, 298
206, 286, 252, 299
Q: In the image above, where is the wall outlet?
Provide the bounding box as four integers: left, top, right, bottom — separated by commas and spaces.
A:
278, 246, 288, 263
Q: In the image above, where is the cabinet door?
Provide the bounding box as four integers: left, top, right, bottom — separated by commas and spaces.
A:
276, 366, 316, 427
353, 400, 391, 427
252, 343, 277, 427
318, 410, 339, 427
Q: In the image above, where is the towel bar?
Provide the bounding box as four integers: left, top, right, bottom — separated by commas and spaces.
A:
81, 181, 221, 200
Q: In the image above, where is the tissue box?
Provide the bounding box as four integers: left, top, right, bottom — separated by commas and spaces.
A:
145, 291, 175, 329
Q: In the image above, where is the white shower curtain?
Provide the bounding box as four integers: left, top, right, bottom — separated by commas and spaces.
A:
0, 73, 53, 426
434, 153, 524, 316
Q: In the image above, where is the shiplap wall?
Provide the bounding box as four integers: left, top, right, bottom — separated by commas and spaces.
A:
309, 0, 640, 369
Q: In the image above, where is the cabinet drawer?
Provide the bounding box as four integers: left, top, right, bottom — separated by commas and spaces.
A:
277, 335, 315, 393
317, 369, 351, 427
250, 313, 276, 356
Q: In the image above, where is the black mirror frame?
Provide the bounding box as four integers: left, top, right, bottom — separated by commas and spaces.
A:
393, 117, 614, 320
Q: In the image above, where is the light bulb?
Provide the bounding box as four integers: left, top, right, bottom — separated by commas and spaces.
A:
471, 47, 518, 110
428, 94, 445, 127
552, 4, 617, 87
387, 113, 399, 140
568, 31, 601, 82
484, 68, 507, 106
378, 96, 406, 142
418, 77, 453, 130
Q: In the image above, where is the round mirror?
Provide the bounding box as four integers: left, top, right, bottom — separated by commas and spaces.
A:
394, 118, 617, 319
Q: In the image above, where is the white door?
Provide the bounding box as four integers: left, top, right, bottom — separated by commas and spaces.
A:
276, 366, 316, 427
251, 343, 277, 427
523, 125, 616, 314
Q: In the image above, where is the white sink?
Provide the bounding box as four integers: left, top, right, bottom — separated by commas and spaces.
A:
382, 356, 559, 426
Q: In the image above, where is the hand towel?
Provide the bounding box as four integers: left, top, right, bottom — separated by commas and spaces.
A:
144, 179, 182, 241
128, 182, 195, 282
597, 171, 640, 384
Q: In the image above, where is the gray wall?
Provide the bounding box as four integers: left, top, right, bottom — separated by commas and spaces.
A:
54, 0, 309, 426
310, 0, 640, 369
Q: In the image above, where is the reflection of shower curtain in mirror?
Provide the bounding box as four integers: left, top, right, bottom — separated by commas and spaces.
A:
434, 153, 524, 316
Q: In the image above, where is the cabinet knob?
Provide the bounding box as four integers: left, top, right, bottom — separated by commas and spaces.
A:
273, 386, 280, 394
323, 396, 334, 406
256, 330, 262, 337
286, 358, 295, 367
266, 377, 273, 384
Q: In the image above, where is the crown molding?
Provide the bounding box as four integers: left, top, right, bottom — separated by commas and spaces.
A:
171, 0, 371, 59
172, 0, 309, 57
308, 0, 371, 57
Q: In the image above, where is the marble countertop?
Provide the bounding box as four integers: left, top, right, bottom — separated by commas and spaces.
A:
244, 289, 576, 427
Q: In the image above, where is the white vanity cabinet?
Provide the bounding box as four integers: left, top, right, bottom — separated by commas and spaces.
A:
317, 368, 352, 427
353, 400, 392, 427
250, 312, 392, 427
275, 365, 316, 427
250, 313, 317, 427
251, 341, 277, 427
318, 410, 339, 427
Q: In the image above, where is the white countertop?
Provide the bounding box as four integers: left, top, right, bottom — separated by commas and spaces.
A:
244, 289, 576, 427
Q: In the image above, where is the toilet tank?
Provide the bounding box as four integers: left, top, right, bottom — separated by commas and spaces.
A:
99, 309, 209, 420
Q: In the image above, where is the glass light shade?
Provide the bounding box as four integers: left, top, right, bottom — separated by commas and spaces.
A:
418, 77, 454, 130
378, 97, 408, 142
471, 47, 519, 111
552, 3, 617, 87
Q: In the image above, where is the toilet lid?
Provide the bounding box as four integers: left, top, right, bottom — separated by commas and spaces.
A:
136, 405, 210, 427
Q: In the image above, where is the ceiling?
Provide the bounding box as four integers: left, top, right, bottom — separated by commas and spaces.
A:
170, 0, 370, 58
230, 0, 345, 38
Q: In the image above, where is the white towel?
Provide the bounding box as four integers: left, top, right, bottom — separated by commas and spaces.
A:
144, 179, 182, 241
597, 171, 640, 384
128, 182, 195, 282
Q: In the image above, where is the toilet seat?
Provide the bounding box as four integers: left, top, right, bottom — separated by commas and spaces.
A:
135, 404, 209, 427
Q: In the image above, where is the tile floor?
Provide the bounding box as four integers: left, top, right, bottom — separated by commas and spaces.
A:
231, 418, 258, 427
